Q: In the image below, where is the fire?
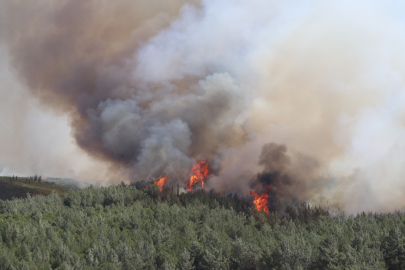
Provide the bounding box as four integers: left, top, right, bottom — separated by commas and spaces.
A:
186, 160, 210, 191
155, 175, 168, 191
250, 185, 272, 214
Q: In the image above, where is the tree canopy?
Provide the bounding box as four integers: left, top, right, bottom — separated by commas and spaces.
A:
0, 182, 401, 269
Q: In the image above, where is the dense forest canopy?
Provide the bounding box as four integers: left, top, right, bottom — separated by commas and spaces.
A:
0, 182, 404, 269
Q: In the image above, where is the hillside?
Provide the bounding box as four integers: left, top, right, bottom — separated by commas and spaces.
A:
0, 182, 403, 269
0, 176, 78, 200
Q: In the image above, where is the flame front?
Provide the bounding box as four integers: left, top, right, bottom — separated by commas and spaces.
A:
155, 175, 168, 191
186, 161, 210, 191
250, 185, 272, 213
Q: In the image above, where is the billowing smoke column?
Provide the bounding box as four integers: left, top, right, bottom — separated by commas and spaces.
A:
3, 0, 405, 213
1, 0, 248, 185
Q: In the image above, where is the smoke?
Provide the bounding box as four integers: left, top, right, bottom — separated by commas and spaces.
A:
0, 44, 111, 180
240, 143, 319, 212
2, 0, 405, 213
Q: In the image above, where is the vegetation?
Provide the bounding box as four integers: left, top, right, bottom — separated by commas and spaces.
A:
0, 176, 75, 200
0, 182, 403, 269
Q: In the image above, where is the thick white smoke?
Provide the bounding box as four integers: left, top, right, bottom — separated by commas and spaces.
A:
2, 0, 405, 213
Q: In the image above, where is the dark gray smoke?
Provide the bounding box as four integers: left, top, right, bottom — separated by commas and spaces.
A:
249, 143, 321, 211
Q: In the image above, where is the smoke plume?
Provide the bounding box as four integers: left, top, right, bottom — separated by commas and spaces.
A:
2, 0, 405, 213
247, 143, 320, 212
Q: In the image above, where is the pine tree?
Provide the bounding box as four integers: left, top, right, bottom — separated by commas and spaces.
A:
177, 249, 195, 270
230, 238, 260, 270
200, 248, 229, 270
385, 225, 405, 269
317, 235, 339, 269
86, 248, 98, 267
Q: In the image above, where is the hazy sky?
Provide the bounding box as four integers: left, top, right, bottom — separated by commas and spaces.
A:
0, 44, 111, 181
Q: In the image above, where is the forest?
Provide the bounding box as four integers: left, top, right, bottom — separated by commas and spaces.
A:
0, 181, 404, 270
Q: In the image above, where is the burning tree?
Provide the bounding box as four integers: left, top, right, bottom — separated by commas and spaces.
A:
250, 185, 272, 214
154, 175, 169, 191
152, 160, 212, 194
186, 160, 210, 192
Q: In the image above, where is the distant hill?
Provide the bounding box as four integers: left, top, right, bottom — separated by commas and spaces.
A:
0, 176, 80, 200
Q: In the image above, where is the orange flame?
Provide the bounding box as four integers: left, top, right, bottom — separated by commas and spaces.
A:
250, 185, 272, 214
155, 175, 168, 191
186, 161, 210, 191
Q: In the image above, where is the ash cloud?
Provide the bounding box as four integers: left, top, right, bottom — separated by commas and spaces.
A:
2, 0, 405, 213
